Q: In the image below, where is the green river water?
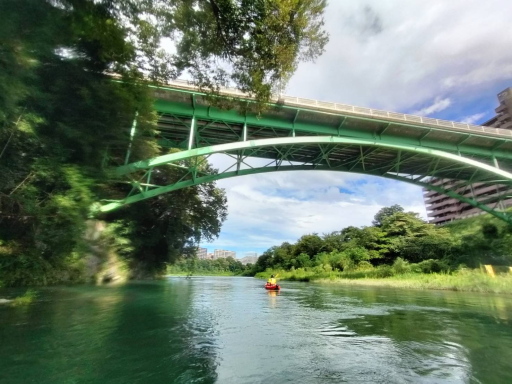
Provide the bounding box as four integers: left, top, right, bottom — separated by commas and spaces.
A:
1, 276, 511, 383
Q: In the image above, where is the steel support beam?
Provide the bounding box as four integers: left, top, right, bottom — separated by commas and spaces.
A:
99, 164, 512, 225
115, 136, 512, 181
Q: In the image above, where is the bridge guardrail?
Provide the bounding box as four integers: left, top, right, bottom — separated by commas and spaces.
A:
162, 79, 512, 140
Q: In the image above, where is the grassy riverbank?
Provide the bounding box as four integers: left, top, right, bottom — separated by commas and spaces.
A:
167, 271, 240, 277
256, 268, 512, 294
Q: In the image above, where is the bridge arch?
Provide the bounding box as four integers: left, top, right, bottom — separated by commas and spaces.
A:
100, 136, 512, 224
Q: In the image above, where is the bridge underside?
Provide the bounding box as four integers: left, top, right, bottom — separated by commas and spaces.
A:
99, 85, 512, 225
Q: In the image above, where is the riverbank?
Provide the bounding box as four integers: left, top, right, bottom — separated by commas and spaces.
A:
316, 273, 512, 294
256, 269, 512, 294
167, 271, 240, 277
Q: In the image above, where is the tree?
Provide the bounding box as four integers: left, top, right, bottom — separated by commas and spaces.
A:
1, 0, 156, 284
322, 231, 348, 252
482, 223, 499, 239
380, 212, 456, 264
380, 211, 426, 237
120, 0, 329, 106
293, 234, 324, 259
339, 226, 363, 242
272, 242, 294, 269
397, 228, 454, 263
254, 248, 277, 273
296, 253, 313, 268
0, 0, 329, 284
352, 226, 390, 262
372, 205, 404, 227
106, 159, 227, 276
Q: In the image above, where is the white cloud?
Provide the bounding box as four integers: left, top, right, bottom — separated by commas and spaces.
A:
461, 113, 486, 125
200, 1, 512, 256
412, 97, 451, 116
202, 170, 427, 255
286, 0, 512, 112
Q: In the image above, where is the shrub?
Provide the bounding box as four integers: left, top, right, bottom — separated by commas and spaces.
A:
392, 257, 411, 274
10, 289, 37, 306
415, 259, 450, 274
374, 265, 394, 278
356, 261, 374, 271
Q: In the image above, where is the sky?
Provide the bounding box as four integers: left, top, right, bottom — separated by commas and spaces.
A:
199, 0, 512, 258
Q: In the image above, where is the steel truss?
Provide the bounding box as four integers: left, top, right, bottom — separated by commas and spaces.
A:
100, 136, 512, 225
96, 85, 512, 224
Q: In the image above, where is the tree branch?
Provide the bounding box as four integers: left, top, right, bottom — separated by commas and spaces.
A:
9, 172, 33, 196
207, 0, 232, 52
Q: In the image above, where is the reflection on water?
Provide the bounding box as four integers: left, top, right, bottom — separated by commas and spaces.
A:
267, 289, 279, 309
294, 284, 512, 383
1, 277, 512, 383
0, 281, 218, 384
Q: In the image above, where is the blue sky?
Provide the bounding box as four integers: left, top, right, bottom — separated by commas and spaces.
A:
199, 0, 512, 258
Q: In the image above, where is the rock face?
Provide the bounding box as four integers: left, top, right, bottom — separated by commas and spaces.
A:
83, 220, 128, 285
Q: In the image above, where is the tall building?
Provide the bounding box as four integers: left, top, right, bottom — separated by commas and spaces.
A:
197, 247, 208, 259
423, 87, 512, 224
213, 249, 236, 259
423, 180, 511, 224
481, 88, 512, 129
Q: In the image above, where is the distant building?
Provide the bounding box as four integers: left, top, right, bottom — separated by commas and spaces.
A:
423, 87, 512, 224
213, 249, 236, 259
239, 252, 258, 265
423, 180, 511, 225
197, 247, 208, 259
240, 255, 258, 265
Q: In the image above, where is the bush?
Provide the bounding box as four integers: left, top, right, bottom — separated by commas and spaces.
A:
356, 261, 374, 271
10, 289, 37, 306
392, 257, 411, 274
374, 265, 394, 278
414, 259, 450, 274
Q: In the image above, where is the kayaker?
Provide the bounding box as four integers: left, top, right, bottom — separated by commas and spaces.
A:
268, 274, 277, 285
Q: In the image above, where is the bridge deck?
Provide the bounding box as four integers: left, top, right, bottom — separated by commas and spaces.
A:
151, 81, 512, 178
155, 80, 512, 140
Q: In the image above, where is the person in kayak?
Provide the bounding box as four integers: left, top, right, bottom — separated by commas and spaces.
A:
267, 274, 277, 285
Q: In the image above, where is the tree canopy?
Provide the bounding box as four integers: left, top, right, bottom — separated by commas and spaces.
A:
252, 204, 512, 276
112, 0, 329, 101
1, 0, 330, 285
372, 204, 404, 227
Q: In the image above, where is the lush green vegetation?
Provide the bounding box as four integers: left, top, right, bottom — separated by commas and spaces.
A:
0, 0, 328, 286
167, 257, 251, 276
256, 265, 512, 294
9, 289, 38, 306
252, 206, 512, 293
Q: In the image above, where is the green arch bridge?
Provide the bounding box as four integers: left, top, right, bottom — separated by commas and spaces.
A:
100, 81, 512, 225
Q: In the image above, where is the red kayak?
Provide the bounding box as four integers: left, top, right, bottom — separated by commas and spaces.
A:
264, 283, 280, 290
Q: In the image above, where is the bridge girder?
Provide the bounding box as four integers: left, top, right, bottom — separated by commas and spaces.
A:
97, 84, 512, 224
154, 100, 512, 162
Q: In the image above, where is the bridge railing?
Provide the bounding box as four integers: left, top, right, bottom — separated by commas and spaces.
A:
162, 79, 512, 139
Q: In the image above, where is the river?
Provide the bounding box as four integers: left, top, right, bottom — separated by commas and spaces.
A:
1, 277, 511, 383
